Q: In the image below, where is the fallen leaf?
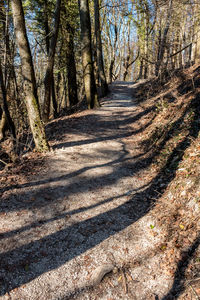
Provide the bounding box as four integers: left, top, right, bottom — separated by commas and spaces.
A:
126, 274, 133, 282
84, 255, 90, 261
160, 244, 167, 251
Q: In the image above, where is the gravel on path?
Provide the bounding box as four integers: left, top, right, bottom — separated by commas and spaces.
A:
0, 82, 172, 300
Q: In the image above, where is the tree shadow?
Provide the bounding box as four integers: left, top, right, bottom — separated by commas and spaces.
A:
0, 142, 152, 212
51, 106, 155, 150
46, 104, 155, 148
0, 185, 150, 241
161, 235, 200, 300
1, 88, 155, 197
0, 83, 199, 296
0, 171, 162, 295
0, 127, 198, 296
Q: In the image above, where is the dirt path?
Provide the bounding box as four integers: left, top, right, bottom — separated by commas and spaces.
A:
0, 82, 173, 300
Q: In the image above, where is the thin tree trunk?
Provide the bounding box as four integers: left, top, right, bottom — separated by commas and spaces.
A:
138, 58, 144, 80
44, 0, 50, 54
0, 111, 7, 141
65, 22, 78, 106
43, 0, 61, 122
109, 24, 118, 84
123, 51, 139, 81
94, 0, 108, 97
78, 0, 99, 109
11, 0, 49, 152
51, 77, 58, 117
0, 58, 16, 140
123, 22, 131, 81
155, 0, 173, 76
43, 1, 58, 118
109, 59, 115, 83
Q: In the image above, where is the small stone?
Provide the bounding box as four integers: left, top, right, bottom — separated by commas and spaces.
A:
181, 190, 186, 196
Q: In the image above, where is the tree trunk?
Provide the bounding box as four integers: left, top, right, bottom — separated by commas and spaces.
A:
0, 58, 16, 140
123, 51, 139, 81
0, 110, 7, 141
94, 0, 108, 97
123, 21, 131, 81
11, 0, 49, 152
43, 0, 61, 122
43, 0, 58, 118
155, 0, 173, 76
109, 59, 115, 84
65, 22, 78, 106
138, 58, 144, 80
44, 0, 50, 55
108, 23, 118, 84
51, 77, 58, 117
78, 0, 99, 109
0, 1, 16, 141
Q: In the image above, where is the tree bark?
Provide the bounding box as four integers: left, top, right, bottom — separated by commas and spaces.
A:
78, 0, 99, 109
108, 24, 118, 84
138, 58, 144, 80
94, 0, 108, 97
43, 0, 61, 122
66, 28, 78, 106
0, 58, 16, 140
155, 0, 173, 76
65, 19, 78, 106
123, 51, 139, 81
43, 0, 58, 118
11, 0, 49, 152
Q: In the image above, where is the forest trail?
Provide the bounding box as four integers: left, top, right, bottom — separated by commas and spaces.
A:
1, 82, 172, 299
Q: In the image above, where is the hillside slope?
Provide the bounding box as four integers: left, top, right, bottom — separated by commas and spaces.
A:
135, 64, 200, 299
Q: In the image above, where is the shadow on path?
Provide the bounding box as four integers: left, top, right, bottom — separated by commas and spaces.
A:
0, 82, 199, 296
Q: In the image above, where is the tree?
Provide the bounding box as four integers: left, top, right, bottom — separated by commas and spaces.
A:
155, 0, 173, 76
0, 1, 16, 140
94, 0, 108, 96
0, 58, 16, 141
78, 0, 99, 109
43, 0, 58, 118
43, 0, 62, 122
11, 0, 49, 152
62, 2, 78, 106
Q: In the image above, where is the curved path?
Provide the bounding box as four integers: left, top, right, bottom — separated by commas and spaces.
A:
0, 82, 171, 300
